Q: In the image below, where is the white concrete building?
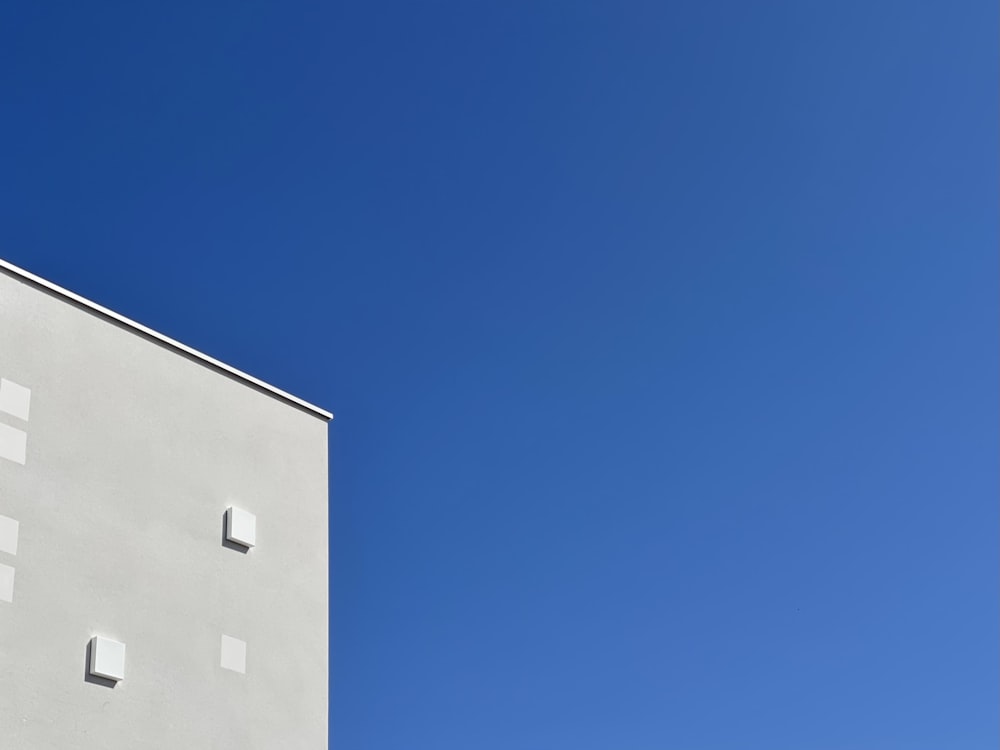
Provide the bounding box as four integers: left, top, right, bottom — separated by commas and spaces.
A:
0, 259, 330, 748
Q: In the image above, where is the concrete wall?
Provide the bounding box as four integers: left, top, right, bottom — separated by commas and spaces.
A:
0, 268, 329, 749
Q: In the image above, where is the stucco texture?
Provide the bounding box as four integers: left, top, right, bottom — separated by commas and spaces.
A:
0, 269, 329, 749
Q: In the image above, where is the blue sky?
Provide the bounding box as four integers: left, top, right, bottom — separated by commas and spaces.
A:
2, 2, 996, 747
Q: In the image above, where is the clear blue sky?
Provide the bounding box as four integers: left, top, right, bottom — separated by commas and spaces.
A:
2, 2, 996, 747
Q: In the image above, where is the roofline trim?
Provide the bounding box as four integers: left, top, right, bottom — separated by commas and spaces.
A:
0, 258, 333, 422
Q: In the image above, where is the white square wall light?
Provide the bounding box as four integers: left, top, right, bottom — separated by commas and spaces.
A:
220, 634, 247, 674
0, 423, 26, 465
225, 506, 256, 548
0, 515, 18, 556
0, 378, 31, 422
0, 563, 14, 603
90, 636, 126, 681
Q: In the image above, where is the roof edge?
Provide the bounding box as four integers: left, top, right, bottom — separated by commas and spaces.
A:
0, 258, 333, 422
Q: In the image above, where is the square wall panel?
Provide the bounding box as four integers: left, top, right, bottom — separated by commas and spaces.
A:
90, 636, 126, 681
0, 379, 31, 421
225, 507, 256, 548
0, 515, 18, 556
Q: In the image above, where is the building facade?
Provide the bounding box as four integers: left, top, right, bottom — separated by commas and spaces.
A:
0, 259, 330, 748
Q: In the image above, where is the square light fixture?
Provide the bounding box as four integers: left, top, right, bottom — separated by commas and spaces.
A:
0, 515, 18, 556
90, 636, 126, 681
0, 423, 26, 465
0, 563, 13, 603
0, 378, 31, 422
225, 506, 256, 548
220, 634, 247, 674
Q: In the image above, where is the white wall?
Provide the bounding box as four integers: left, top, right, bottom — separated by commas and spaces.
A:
0, 269, 329, 749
